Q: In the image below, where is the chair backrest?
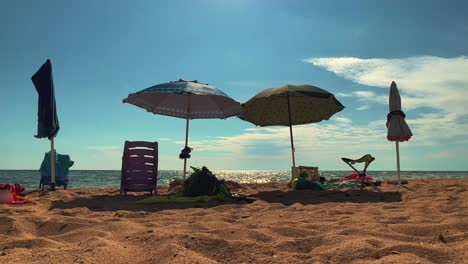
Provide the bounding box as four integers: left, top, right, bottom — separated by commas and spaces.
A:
39, 151, 74, 178
341, 154, 374, 176
121, 141, 158, 191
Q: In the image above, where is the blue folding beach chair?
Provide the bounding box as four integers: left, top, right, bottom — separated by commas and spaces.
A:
39, 151, 74, 190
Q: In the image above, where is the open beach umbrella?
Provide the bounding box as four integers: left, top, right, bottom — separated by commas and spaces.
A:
32, 59, 60, 190
123, 79, 242, 179
386, 81, 413, 186
239, 84, 344, 176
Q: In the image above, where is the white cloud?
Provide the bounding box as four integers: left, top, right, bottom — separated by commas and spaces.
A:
181, 56, 468, 170
304, 56, 468, 116
352, 91, 387, 104
335, 92, 353, 97
87, 145, 120, 151
356, 105, 371, 111
86, 145, 122, 160
424, 147, 468, 159
301, 55, 468, 166
182, 118, 391, 169
334, 116, 352, 124
225, 80, 304, 90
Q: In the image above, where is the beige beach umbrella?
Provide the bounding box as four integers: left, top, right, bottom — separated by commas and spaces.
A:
239, 84, 344, 176
386, 81, 413, 186
123, 79, 242, 179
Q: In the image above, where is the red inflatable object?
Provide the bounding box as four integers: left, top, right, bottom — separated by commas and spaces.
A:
0, 183, 28, 204
339, 173, 374, 183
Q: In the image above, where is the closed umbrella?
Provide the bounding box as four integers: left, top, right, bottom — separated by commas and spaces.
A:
32, 59, 60, 190
386, 81, 413, 186
123, 79, 242, 179
239, 84, 344, 177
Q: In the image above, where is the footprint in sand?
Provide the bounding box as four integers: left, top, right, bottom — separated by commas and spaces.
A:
34, 219, 87, 237
275, 237, 322, 253
327, 209, 354, 215
2, 237, 62, 250
210, 228, 273, 243
179, 235, 238, 263
364, 238, 385, 248
54, 229, 111, 244
0, 216, 16, 235
269, 227, 312, 238
389, 224, 443, 238
376, 244, 454, 263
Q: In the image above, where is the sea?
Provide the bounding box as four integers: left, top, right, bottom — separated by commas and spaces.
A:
1, 170, 467, 190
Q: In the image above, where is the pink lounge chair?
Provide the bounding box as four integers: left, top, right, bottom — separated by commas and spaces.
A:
120, 141, 158, 195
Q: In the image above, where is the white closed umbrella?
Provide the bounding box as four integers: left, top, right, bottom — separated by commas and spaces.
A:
386, 81, 413, 186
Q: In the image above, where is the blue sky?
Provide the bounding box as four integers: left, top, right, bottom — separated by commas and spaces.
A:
1, 0, 467, 171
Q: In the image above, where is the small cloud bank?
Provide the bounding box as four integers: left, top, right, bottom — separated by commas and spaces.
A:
185, 116, 390, 169
304, 56, 468, 116
304, 55, 468, 145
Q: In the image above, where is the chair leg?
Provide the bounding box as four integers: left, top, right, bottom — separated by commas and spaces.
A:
367, 180, 384, 199
367, 181, 383, 193
346, 180, 359, 196
39, 176, 44, 190
359, 180, 365, 191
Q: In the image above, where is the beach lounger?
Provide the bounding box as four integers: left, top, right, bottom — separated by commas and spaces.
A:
341, 154, 382, 196
39, 151, 74, 190
120, 141, 158, 195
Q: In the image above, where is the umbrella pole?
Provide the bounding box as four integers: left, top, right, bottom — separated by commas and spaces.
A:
183, 116, 190, 180
183, 97, 191, 180
396, 141, 401, 186
289, 124, 296, 168
50, 137, 56, 191
287, 94, 296, 179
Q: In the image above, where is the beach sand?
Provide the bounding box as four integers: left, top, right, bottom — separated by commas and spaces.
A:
1, 179, 467, 264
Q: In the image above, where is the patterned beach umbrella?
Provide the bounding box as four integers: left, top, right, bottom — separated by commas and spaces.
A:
123, 79, 242, 178
239, 84, 344, 175
386, 81, 413, 186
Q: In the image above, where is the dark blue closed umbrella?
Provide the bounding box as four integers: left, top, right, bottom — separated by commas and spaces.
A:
32, 59, 60, 139
32, 59, 60, 190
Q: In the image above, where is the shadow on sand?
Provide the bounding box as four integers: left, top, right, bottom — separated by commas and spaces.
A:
48, 187, 401, 213
252, 189, 402, 206
48, 192, 228, 213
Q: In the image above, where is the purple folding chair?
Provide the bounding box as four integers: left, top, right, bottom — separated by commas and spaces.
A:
120, 141, 158, 195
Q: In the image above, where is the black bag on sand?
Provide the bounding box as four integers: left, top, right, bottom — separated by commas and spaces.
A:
183, 166, 221, 196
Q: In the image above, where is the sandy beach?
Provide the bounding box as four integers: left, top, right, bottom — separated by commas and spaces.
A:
1, 179, 467, 264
